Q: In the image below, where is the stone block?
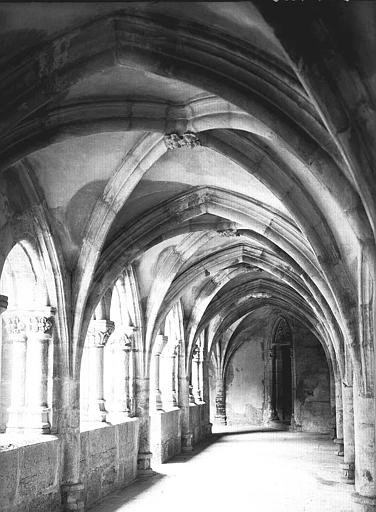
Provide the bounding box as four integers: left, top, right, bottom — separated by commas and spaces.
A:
18, 441, 59, 499
101, 464, 117, 495
118, 419, 139, 460
86, 468, 102, 506
0, 440, 60, 512
82, 422, 139, 506
23, 491, 61, 512
0, 448, 18, 508
87, 428, 116, 468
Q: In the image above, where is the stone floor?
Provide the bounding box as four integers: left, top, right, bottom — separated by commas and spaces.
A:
89, 426, 356, 512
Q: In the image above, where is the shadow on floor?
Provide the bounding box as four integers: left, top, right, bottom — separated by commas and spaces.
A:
88, 472, 166, 511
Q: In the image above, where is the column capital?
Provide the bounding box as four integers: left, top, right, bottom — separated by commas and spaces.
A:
193, 343, 201, 362
4, 307, 56, 338
112, 332, 133, 350
4, 313, 27, 339
87, 319, 115, 347
154, 334, 168, 354
28, 314, 54, 337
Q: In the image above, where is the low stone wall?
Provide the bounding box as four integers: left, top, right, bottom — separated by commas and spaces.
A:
150, 408, 181, 464
0, 436, 61, 512
80, 418, 139, 508
189, 403, 210, 445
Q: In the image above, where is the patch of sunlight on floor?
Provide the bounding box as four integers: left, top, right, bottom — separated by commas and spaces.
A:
89, 429, 356, 512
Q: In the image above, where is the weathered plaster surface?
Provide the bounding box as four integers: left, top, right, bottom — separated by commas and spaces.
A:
226, 339, 265, 425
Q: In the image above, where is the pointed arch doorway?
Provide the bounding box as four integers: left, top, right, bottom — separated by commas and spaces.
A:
270, 318, 293, 426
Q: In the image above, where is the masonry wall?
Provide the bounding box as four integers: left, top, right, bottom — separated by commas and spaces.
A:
216, 318, 333, 433
150, 408, 181, 463
0, 437, 61, 512
294, 327, 334, 434
208, 362, 217, 423
225, 338, 265, 426
189, 403, 210, 445
80, 419, 139, 509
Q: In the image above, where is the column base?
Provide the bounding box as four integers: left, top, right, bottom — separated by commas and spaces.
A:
341, 462, 355, 483
155, 390, 164, 412
163, 399, 178, 410
181, 432, 193, 452
61, 483, 84, 512
334, 437, 344, 456
137, 451, 153, 476
24, 407, 51, 433
352, 493, 376, 511
87, 408, 108, 423
106, 411, 130, 424
6, 407, 25, 431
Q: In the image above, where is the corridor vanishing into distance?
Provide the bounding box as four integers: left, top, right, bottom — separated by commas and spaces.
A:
89, 428, 355, 512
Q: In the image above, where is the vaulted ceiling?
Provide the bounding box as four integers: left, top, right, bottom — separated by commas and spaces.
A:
1, 1, 375, 382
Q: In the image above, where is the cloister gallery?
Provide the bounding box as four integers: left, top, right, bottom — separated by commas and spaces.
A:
0, 1, 376, 511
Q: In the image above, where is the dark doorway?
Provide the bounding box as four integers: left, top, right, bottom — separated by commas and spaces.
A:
271, 318, 293, 425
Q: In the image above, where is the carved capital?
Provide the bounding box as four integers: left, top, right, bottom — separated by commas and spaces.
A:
4, 315, 27, 337
154, 334, 168, 354
4, 307, 56, 339
28, 315, 54, 335
87, 320, 115, 348
164, 132, 200, 150
193, 343, 201, 362
117, 332, 133, 350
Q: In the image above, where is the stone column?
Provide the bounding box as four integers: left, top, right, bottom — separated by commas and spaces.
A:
87, 319, 115, 422
129, 341, 136, 417
334, 378, 344, 456
153, 334, 167, 411
5, 313, 27, 431
179, 344, 193, 452
352, 376, 376, 510
192, 344, 202, 403
271, 346, 280, 421
154, 352, 163, 411
162, 344, 179, 409
109, 332, 132, 421
263, 348, 274, 424
61, 376, 84, 512
201, 354, 212, 435
0, 295, 8, 432
289, 346, 297, 430
341, 383, 355, 483
135, 373, 152, 474
25, 309, 55, 433
214, 375, 227, 425
171, 344, 179, 407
